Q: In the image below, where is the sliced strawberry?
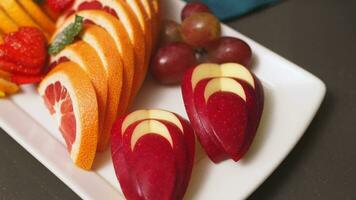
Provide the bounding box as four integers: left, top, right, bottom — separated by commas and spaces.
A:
11, 73, 44, 85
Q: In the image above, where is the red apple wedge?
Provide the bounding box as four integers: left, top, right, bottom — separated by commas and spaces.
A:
181, 63, 264, 162
111, 110, 195, 200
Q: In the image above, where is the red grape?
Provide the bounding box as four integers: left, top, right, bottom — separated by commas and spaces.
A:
151, 42, 197, 84
181, 13, 221, 47
206, 37, 252, 67
160, 20, 182, 45
181, 2, 212, 21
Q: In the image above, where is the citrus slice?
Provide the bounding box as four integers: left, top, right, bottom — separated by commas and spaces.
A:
138, 0, 159, 47
17, 0, 56, 34
80, 24, 123, 151
38, 61, 98, 170
51, 41, 108, 141
0, 78, 19, 94
55, 10, 134, 115
71, 0, 146, 101
125, 0, 153, 71
0, 8, 18, 33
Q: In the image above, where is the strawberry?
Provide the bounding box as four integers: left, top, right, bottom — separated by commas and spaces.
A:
47, 0, 74, 12
0, 27, 47, 76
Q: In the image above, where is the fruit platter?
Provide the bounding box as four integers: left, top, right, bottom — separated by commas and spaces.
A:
0, 0, 326, 199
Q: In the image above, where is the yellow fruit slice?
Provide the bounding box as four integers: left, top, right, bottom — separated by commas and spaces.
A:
0, 0, 49, 39
38, 61, 98, 170
80, 24, 124, 151
0, 90, 5, 97
54, 10, 135, 115
51, 41, 108, 143
0, 78, 19, 94
0, 69, 11, 80
17, 0, 56, 34
0, 8, 18, 33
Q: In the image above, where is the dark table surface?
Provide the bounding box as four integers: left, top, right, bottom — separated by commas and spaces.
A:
1, 0, 356, 199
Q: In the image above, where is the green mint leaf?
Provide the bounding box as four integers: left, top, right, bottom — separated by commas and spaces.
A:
48, 15, 84, 55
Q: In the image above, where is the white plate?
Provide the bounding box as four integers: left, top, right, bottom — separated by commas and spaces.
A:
0, 0, 326, 199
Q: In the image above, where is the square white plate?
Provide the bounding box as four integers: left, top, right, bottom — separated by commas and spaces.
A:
0, 0, 326, 199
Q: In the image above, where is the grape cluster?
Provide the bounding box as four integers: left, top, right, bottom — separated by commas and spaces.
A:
151, 2, 252, 84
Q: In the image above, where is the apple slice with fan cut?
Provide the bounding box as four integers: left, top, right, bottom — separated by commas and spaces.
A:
181, 63, 264, 162
111, 110, 195, 200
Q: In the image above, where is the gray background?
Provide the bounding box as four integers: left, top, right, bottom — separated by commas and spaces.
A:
1, 0, 355, 199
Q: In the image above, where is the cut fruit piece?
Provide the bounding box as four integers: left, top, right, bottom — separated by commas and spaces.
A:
0, 33, 3, 44
138, 0, 159, 47
0, 69, 11, 80
71, 0, 146, 100
38, 61, 98, 170
194, 78, 249, 161
111, 109, 195, 200
0, 8, 18, 33
112, 117, 192, 200
191, 63, 255, 89
80, 24, 123, 151
125, 0, 153, 74
0, 90, 5, 97
181, 63, 264, 163
55, 10, 134, 115
0, 78, 19, 94
51, 41, 108, 147
17, 0, 56, 34
41, 2, 61, 21
0, 0, 47, 37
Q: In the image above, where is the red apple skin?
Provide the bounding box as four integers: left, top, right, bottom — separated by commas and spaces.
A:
235, 76, 264, 160
181, 64, 264, 162
194, 78, 249, 160
111, 111, 196, 200
181, 68, 230, 163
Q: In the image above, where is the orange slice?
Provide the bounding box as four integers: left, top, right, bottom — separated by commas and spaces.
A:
80, 24, 124, 151
38, 61, 98, 170
125, 0, 153, 70
0, 78, 19, 94
71, 0, 146, 102
138, 0, 159, 47
55, 10, 134, 115
51, 41, 108, 143
17, 0, 56, 34
0, 8, 18, 33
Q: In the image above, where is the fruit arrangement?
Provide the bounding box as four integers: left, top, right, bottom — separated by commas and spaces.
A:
0, 1, 264, 199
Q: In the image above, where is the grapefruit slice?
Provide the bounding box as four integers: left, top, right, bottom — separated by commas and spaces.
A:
51, 41, 108, 143
138, 0, 159, 47
80, 24, 124, 151
124, 0, 153, 91
41, 2, 61, 21
0, 8, 18, 33
38, 61, 98, 170
55, 10, 134, 115
71, 0, 146, 101
17, 0, 56, 34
